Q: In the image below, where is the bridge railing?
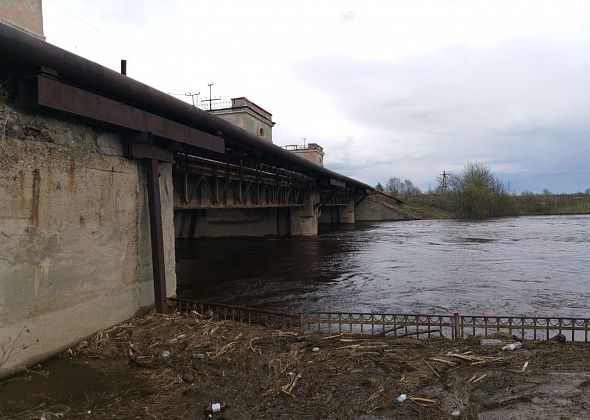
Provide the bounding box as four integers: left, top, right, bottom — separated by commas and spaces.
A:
168, 298, 590, 342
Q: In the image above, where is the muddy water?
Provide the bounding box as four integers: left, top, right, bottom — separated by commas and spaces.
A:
0, 357, 150, 418
176, 215, 590, 317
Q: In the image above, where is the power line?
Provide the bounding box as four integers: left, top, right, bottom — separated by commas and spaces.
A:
46, 0, 148, 57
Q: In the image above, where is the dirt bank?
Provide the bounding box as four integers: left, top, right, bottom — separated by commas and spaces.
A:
2, 311, 590, 419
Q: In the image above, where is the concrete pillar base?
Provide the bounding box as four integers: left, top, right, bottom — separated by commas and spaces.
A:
338, 203, 355, 224
290, 192, 319, 236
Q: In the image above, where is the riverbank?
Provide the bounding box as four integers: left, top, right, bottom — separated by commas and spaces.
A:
2, 311, 590, 419
402, 194, 590, 220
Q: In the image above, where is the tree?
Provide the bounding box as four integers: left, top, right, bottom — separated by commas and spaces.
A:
385, 177, 421, 198
443, 162, 515, 219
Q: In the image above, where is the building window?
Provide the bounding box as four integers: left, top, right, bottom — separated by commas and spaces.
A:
258, 127, 265, 137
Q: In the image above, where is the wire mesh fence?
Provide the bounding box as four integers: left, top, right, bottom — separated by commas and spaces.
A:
169, 299, 590, 342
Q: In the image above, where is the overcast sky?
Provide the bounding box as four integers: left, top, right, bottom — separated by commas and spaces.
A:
43, 0, 590, 193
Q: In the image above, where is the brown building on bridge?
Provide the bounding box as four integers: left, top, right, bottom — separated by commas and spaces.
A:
0, 0, 44, 39
283, 143, 325, 167
209, 97, 275, 143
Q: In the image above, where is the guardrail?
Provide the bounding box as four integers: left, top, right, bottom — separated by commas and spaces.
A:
169, 299, 590, 342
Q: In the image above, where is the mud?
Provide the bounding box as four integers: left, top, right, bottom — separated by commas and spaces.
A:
2, 312, 589, 419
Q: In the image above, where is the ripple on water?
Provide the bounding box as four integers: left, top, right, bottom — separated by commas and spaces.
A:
176, 214, 590, 317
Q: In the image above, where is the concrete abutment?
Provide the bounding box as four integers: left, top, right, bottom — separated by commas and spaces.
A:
0, 104, 176, 377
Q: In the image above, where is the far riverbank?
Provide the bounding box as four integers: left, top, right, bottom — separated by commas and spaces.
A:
401, 193, 590, 220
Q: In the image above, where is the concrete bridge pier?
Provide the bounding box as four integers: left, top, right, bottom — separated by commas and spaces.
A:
290, 191, 320, 236
318, 203, 355, 225
338, 203, 355, 224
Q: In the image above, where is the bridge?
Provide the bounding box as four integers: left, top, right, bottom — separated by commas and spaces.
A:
0, 20, 408, 377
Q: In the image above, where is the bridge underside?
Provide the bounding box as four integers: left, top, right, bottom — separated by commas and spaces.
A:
171, 153, 365, 238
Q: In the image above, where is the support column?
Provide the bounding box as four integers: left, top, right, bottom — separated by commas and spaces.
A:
290, 192, 319, 236
338, 203, 355, 224
145, 159, 167, 313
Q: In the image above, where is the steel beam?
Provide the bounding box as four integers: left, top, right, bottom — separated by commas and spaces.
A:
27, 75, 226, 154
145, 159, 167, 313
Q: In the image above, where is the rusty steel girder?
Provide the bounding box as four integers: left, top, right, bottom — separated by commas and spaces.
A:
173, 170, 311, 209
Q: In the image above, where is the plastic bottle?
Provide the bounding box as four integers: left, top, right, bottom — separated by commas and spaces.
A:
395, 394, 407, 404
204, 402, 229, 415
480, 338, 503, 346
501, 342, 522, 351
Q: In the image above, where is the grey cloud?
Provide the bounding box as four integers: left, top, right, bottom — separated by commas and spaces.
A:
292, 38, 590, 192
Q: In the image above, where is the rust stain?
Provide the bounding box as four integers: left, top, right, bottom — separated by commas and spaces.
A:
18, 170, 25, 210
34, 262, 45, 298
68, 160, 76, 193
31, 169, 40, 227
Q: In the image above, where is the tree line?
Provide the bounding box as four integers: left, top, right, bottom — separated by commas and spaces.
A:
375, 177, 422, 199
374, 163, 589, 219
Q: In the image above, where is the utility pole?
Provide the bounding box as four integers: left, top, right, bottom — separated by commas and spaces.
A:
440, 170, 448, 192
202, 82, 221, 110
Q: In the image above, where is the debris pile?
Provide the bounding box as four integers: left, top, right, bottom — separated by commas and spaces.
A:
10, 311, 590, 419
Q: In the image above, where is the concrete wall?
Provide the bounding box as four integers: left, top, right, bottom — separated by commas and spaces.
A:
0, 104, 176, 377
0, 0, 44, 38
355, 192, 409, 221
175, 207, 291, 238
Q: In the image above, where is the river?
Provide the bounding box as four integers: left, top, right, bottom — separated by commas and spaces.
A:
176, 214, 590, 317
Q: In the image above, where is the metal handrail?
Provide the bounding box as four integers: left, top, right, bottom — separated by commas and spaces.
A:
169, 298, 590, 342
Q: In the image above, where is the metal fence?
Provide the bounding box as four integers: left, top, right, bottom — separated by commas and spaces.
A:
168, 297, 301, 330
302, 312, 590, 342
301, 312, 455, 339
169, 299, 590, 342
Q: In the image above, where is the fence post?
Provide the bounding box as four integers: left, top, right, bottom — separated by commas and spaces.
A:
453, 312, 460, 340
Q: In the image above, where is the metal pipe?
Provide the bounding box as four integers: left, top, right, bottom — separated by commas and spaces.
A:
0, 22, 373, 191
120, 59, 126, 76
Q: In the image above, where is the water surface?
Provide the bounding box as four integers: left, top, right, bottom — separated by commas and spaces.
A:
176, 215, 590, 317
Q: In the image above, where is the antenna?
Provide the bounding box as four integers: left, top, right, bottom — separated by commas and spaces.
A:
202, 82, 221, 110
168, 92, 200, 107
185, 92, 200, 107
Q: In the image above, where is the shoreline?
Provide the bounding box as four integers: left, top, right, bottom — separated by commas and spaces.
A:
2, 311, 590, 419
